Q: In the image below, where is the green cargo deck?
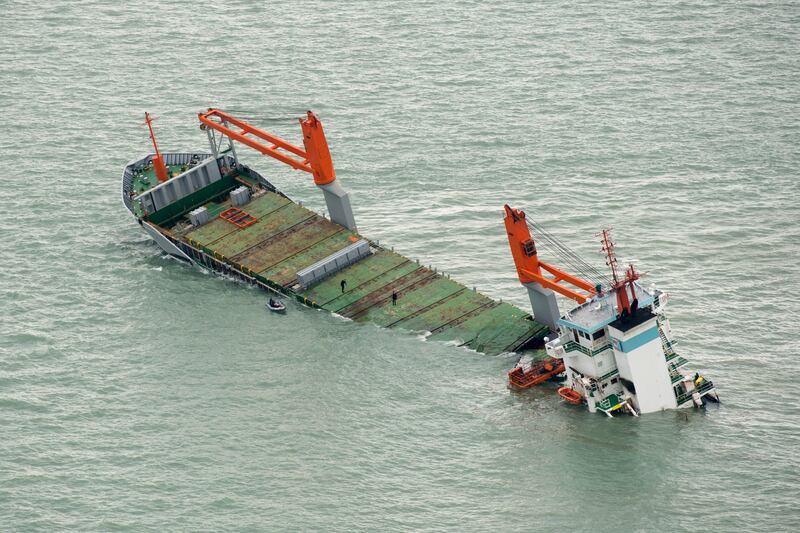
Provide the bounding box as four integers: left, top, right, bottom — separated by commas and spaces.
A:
148, 176, 548, 356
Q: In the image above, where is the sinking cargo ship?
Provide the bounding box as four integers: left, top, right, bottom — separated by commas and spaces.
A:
124, 109, 717, 415
122, 110, 549, 356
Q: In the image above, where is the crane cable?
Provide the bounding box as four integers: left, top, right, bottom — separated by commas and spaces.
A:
527, 220, 603, 280
525, 219, 612, 289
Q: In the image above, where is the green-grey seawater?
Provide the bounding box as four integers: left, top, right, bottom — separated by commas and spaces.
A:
1, 1, 799, 531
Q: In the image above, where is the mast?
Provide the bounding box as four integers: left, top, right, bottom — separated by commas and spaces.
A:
600, 229, 639, 317
144, 112, 169, 183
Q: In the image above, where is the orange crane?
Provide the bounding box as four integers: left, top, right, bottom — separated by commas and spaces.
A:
503, 207, 647, 392
198, 109, 357, 231
198, 108, 337, 186
503, 204, 597, 304
503, 204, 597, 390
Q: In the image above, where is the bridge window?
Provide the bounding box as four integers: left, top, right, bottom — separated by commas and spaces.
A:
591, 329, 606, 340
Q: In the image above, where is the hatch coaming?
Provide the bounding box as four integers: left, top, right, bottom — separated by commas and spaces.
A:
122, 153, 218, 216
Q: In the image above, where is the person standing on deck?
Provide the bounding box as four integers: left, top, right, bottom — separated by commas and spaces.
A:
340, 279, 347, 293
392, 291, 398, 306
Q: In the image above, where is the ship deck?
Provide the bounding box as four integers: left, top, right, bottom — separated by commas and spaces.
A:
141, 168, 548, 356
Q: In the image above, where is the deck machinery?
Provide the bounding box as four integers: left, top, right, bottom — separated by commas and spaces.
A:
503, 205, 718, 416
123, 110, 550, 357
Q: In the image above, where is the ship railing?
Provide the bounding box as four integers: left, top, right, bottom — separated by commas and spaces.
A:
563, 341, 613, 358
668, 356, 689, 369
658, 325, 677, 349
596, 393, 624, 412
544, 333, 570, 358
670, 371, 686, 385
121, 154, 152, 211
658, 325, 683, 368
675, 379, 716, 405
508, 369, 541, 388
599, 368, 619, 382
696, 380, 716, 396
676, 390, 693, 406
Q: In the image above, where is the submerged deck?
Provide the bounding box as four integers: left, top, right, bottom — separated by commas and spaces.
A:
140, 167, 548, 356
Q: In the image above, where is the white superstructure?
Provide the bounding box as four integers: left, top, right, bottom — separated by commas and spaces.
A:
545, 283, 717, 416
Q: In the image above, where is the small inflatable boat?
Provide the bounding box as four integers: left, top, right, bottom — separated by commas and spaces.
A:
266, 298, 286, 313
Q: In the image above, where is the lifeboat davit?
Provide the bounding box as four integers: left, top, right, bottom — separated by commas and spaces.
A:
557, 387, 583, 405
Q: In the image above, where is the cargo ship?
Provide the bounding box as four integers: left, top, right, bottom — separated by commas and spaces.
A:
122, 110, 550, 356
123, 109, 717, 415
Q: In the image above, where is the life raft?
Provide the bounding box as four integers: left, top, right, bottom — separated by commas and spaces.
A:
557, 387, 583, 405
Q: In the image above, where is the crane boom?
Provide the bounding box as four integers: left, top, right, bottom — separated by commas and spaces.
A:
197, 108, 337, 185
197, 108, 357, 231
503, 204, 596, 304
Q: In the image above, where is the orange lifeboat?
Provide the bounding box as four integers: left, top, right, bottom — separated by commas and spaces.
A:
508, 357, 565, 390
558, 387, 583, 405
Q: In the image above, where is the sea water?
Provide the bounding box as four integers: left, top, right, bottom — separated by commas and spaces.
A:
1, 1, 798, 530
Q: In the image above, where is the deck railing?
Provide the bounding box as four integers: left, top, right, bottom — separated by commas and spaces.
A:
675, 379, 716, 405
563, 341, 613, 358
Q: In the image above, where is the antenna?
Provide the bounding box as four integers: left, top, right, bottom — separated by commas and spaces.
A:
599, 229, 619, 285
599, 228, 640, 317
